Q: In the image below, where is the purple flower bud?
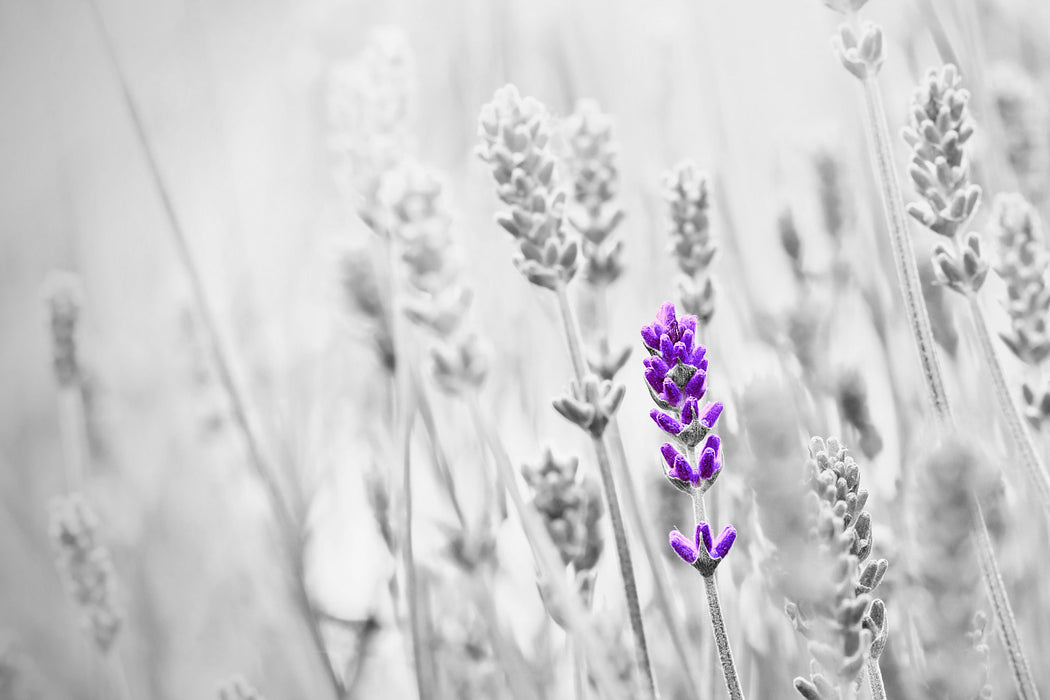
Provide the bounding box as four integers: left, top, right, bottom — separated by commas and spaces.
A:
662, 377, 682, 406
660, 335, 674, 363
680, 328, 695, 354
644, 369, 663, 394
656, 301, 677, 330
696, 521, 713, 555
697, 438, 722, 480
684, 370, 707, 400
681, 398, 697, 425
669, 529, 698, 564
711, 525, 736, 560
700, 401, 724, 428
661, 443, 693, 482
651, 409, 683, 434
641, 326, 660, 350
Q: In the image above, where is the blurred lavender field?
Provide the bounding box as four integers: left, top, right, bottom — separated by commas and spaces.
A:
3, 0, 1050, 698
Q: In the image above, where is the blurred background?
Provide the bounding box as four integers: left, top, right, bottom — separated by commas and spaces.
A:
2, 0, 1049, 698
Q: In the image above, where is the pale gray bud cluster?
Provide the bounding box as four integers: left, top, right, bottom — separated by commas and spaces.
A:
44, 271, 83, 388
477, 85, 578, 290
381, 161, 487, 393
522, 449, 604, 574
788, 438, 887, 700
341, 248, 396, 371
553, 372, 626, 438
49, 494, 122, 653
832, 22, 884, 80
563, 99, 625, 286
904, 64, 988, 295
663, 161, 716, 324
328, 27, 415, 231
993, 194, 1050, 364
989, 63, 1049, 205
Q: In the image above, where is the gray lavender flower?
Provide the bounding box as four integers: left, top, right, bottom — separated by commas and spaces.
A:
44, 271, 83, 388
522, 448, 604, 573
663, 163, 716, 324
989, 63, 1049, 204
380, 160, 488, 393
563, 99, 625, 286
328, 26, 415, 230
476, 85, 578, 290
788, 438, 887, 700
903, 64, 988, 295
552, 372, 626, 438
832, 21, 884, 80
993, 193, 1050, 366
50, 493, 122, 653
341, 247, 395, 371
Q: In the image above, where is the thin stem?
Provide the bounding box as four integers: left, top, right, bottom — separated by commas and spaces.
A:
107, 650, 133, 700
605, 421, 707, 696
399, 402, 430, 700
967, 295, 1050, 517
858, 74, 952, 427
57, 388, 87, 490
83, 3, 342, 695
866, 656, 887, 700
702, 575, 744, 700
466, 394, 629, 700
553, 280, 658, 700
972, 499, 1041, 700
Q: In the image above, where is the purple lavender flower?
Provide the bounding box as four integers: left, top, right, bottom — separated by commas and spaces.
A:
668, 521, 736, 577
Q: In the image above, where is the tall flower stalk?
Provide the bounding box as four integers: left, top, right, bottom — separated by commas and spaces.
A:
641, 302, 744, 699
901, 64, 1050, 517
477, 85, 658, 699
786, 438, 888, 700
828, 2, 952, 426
664, 162, 717, 332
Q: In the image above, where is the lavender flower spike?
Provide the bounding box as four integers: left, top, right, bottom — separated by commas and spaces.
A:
669, 521, 736, 577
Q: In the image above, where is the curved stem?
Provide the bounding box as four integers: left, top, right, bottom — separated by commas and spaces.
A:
967, 295, 1050, 517
972, 499, 1041, 700
866, 656, 887, 700
858, 74, 952, 427
553, 281, 659, 700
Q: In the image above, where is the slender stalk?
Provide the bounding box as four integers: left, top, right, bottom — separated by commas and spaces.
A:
605, 421, 707, 696
972, 499, 1041, 700
857, 74, 952, 427
866, 656, 887, 700
689, 485, 744, 700
466, 394, 629, 700
553, 281, 658, 700
967, 295, 1050, 516
83, 3, 343, 695
57, 388, 87, 489
107, 650, 133, 700
398, 400, 431, 700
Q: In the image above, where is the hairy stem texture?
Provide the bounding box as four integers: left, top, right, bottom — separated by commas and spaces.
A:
866, 656, 886, 700
703, 574, 744, 700
859, 75, 952, 427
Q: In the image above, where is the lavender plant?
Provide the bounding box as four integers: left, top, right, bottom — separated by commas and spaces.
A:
218, 676, 266, 700
49, 493, 122, 653
664, 163, 716, 328
988, 63, 1049, 204
786, 438, 888, 700
641, 301, 743, 698
902, 64, 1050, 516
477, 84, 657, 699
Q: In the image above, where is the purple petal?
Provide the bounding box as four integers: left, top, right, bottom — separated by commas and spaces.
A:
645, 369, 663, 394
712, 526, 737, 560
675, 454, 694, 481
640, 326, 660, 350
660, 443, 681, 470
681, 398, 697, 425
684, 371, 707, 400
680, 328, 695, 354
650, 409, 683, 435
662, 377, 682, 406
695, 521, 713, 556
700, 401, 724, 428
673, 341, 688, 364
656, 302, 677, 329
647, 356, 669, 374
702, 433, 721, 456
669, 529, 698, 564
659, 335, 674, 363
698, 357, 709, 372
697, 446, 719, 480
680, 315, 697, 335
689, 346, 708, 368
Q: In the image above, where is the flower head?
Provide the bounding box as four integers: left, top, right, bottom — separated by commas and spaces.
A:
669, 521, 736, 576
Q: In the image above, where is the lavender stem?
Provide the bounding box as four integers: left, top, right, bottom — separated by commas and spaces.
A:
972, 498, 1040, 700
866, 656, 887, 700
554, 281, 659, 700
857, 72, 952, 427
967, 295, 1050, 516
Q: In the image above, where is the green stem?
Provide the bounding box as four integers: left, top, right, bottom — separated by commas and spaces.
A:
857, 72, 952, 427
967, 295, 1050, 517
972, 499, 1041, 700
554, 281, 659, 700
